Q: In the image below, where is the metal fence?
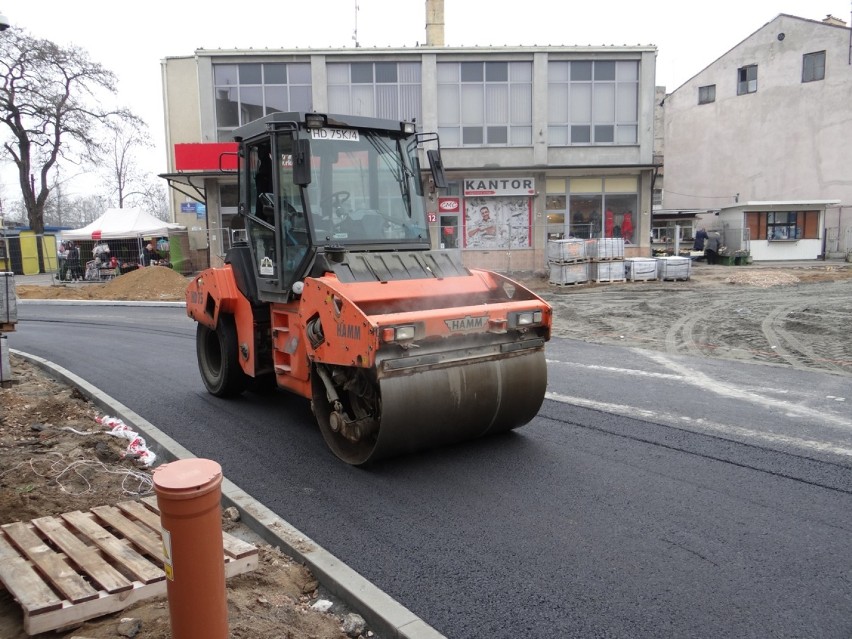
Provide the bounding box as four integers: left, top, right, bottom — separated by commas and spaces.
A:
0, 230, 208, 280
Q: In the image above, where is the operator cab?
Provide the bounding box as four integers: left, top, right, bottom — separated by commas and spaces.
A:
232, 112, 445, 303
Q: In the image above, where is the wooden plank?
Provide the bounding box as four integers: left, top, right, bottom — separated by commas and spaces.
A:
26, 582, 165, 635
222, 531, 258, 560
89, 506, 163, 561
1, 522, 98, 604
141, 494, 159, 511
0, 532, 63, 615
116, 500, 162, 535
60, 511, 163, 584
31, 516, 133, 594
24, 551, 259, 635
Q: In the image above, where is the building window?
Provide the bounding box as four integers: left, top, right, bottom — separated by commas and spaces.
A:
698, 84, 716, 104
213, 63, 312, 141
737, 65, 757, 95
566, 176, 639, 243
747, 210, 820, 240
437, 61, 532, 147
766, 212, 799, 239
548, 60, 639, 146
327, 62, 421, 122
802, 51, 826, 82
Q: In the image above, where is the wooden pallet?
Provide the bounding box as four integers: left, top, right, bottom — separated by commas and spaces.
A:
547, 257, 590, 265
0, 496, 258, 635
592, 278, 628, 284
549, 280, 589, 287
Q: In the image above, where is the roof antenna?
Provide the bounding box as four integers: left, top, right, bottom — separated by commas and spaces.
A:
353, 1, 361, 48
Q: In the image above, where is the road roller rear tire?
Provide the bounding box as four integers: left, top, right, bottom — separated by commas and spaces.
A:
197, 315, 247, 397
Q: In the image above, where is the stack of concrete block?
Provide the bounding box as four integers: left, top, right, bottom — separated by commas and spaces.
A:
656, 256, 692, 281
624, 257, 659, 282
547, 239, 590, 286
549, 262, 591, 286
585, 238, 625, 261
547, 239, 587, 263
587, 238, 626, 282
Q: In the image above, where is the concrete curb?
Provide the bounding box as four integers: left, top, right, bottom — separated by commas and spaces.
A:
12, 348, 445, 639
17, 299, 185, 307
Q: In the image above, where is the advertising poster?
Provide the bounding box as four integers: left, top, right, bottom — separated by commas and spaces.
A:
463, 197, 532, 249
462, 178, 534, 249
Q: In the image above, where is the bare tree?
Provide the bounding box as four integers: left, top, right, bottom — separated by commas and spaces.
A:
102, 120, 153, 208
0, 29, 139, 269
135, 179, 170, 221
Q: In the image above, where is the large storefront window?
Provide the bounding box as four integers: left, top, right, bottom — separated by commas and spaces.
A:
545, 176, 639, 243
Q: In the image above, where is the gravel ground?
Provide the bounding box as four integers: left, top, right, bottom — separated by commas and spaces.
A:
522, 261, 852, 376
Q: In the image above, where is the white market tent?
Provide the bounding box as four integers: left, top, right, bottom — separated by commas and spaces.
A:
63, 207, 184, 240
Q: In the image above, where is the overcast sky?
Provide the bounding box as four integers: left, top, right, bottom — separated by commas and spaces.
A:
3, 0, 850, 199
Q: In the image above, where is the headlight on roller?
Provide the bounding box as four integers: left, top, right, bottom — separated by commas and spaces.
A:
509, 310, 543, 328
380, 325, 416, 342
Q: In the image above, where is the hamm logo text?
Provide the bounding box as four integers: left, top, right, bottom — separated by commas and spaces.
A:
445, 316, 487, 332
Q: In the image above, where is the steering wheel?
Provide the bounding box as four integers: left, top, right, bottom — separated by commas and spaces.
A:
319, 191, 352, 221
333, 191, 350, 205
323, 191, 350, 209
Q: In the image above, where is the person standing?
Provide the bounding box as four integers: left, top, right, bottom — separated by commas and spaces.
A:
142, 242, 162, 266
56, 242, 69, 281
704, 230, 722, 265
693, 227, 708, 252
65, 241, 82, 281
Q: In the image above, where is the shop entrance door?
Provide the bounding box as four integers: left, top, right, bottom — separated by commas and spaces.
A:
440, 215, 459, 249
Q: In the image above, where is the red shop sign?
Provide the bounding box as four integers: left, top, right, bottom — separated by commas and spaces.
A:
438, 197, 460, 213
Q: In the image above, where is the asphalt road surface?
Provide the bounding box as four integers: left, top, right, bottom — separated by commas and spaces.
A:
10, 303, 852, 638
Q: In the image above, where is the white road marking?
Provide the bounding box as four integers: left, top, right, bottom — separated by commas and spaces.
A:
546, 359, 683, 381
638, 352, 852, 431
544, 391, 852, 458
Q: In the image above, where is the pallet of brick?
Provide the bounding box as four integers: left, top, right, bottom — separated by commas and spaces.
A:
546, 239, 587, 263
656, 256, 692, 281
591, 260, 626, 283
0, 272, 17, 331
624, 257, 659, 282
585, 238, 625, 260
549, 261, 590, 286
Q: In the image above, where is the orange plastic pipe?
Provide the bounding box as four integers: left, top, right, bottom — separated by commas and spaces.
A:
153, 459, 228, 639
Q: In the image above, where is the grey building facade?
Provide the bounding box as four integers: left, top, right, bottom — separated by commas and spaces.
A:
161, 43, 659, 272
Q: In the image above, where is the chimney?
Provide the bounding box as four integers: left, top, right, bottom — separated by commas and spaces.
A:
425, 0, 445, 47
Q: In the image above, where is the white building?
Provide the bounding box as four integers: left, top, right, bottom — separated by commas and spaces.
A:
662, 14, 852, 260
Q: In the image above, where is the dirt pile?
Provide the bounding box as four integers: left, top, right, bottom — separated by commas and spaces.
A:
0, 356, 366, 639
16, 266, 190, 302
